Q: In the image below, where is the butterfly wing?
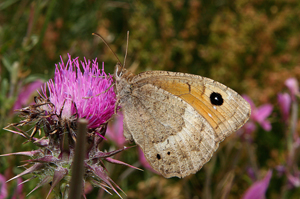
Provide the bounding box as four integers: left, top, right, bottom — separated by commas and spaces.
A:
120, 71, 251, 178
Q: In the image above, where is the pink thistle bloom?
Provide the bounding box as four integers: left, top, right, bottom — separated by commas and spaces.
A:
40, 54, 116, 128
106, 113, 127, 147
277, 93, 291, 123
242, 95, 273, 134
3, 55, 137, 198
242, 170, 272, 199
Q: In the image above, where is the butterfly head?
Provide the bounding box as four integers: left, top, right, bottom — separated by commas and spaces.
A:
114, 62, 133, 101
114, 62, 125, 80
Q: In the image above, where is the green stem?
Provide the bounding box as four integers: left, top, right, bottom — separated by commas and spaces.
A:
69, 119, 88, 199
287, 97, 298, 168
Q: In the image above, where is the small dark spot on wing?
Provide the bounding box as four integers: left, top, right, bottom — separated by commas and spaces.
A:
157, 154, 161, 160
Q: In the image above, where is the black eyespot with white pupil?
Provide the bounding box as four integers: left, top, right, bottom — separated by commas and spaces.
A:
210, 92, 224, 106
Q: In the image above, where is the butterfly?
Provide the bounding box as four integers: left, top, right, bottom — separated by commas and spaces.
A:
94, 32, 251, 178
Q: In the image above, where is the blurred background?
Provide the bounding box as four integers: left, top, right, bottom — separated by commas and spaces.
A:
0, 0, 300, 198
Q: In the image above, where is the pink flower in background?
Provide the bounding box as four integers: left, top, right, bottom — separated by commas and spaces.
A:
0, 174, 7, 199
13, 80, 44, 110
277, 93, 291, 123
285, 78, 299, 99
242, 122, 256, 136
83, 182, 93, 195
242, 95, 273, 135
40, 54, 116, 128
251, 105, 273, 131
287, 173, 300, 189
0, 175, 24, 199
242, 170, 272, 199
106, 113, 127, 147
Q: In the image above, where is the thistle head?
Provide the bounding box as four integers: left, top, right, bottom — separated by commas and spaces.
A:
3, 55, 136, 198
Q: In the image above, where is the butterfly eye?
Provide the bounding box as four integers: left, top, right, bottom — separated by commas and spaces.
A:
210, 92, 224, 106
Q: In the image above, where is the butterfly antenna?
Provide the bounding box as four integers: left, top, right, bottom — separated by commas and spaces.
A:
123, 31, 129, 68
92, 33, 122, 65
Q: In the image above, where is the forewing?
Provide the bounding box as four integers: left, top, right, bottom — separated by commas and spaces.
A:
131, 71, 251, 142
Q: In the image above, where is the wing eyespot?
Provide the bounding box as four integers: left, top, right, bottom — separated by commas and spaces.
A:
210, 92, 224, 106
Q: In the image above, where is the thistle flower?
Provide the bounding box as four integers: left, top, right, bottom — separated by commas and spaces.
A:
2, 55, 138, 198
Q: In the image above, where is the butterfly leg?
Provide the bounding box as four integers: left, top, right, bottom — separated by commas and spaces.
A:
114, 99, 120, 114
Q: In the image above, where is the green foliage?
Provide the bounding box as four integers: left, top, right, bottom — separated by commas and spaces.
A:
0, 0, 300, 198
